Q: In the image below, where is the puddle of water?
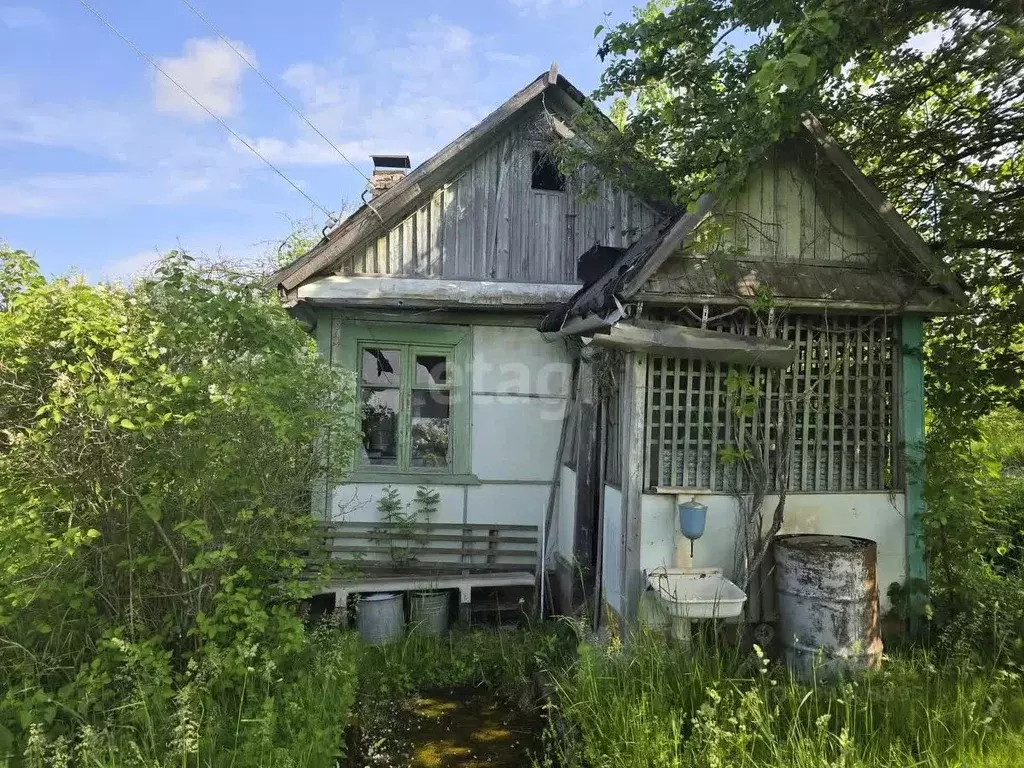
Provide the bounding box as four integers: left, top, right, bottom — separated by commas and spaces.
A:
353, 686, 543, 767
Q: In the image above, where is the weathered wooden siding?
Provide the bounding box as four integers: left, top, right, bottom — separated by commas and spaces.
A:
716, 141, 891, 266
342, 109, 659, 283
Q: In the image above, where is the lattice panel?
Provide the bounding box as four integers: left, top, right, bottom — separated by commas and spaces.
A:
645, 311, 898, 493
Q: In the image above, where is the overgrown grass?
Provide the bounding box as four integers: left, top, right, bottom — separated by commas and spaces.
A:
3, 622, 361, 768
11, 618, 1024, 767
357, 620, 570, 703
542, 629, 1024, 768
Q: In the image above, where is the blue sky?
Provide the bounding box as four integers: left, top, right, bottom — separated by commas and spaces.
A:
0, 0, 643, 280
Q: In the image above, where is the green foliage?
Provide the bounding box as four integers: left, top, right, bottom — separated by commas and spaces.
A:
0, 245, 358, 758
2, 623, 361, 767
272, 221, 319, 271
544, 631, 1024, 767
359, 625, 568, 704
374, 485, 441, 567
922, 407, 1024, 660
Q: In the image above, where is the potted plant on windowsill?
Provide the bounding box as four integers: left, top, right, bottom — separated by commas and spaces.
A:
362, 401, 395, 455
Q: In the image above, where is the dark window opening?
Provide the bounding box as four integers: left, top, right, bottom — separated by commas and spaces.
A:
531, 151, 565, 192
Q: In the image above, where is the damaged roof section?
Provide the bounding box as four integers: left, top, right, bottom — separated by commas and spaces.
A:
541, 115, 966, 335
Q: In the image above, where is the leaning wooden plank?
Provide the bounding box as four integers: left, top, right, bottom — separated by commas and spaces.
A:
621, 351, 647, 625
539, 358, 581, 615
590, 320, 797, 368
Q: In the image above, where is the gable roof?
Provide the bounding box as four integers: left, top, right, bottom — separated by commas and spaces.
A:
540, 115, 967, 332
268, 65, 589, 294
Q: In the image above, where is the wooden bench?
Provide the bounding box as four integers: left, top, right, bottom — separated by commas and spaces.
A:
317, 521, 539, 623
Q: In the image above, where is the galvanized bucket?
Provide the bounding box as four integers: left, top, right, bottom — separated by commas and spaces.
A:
356, 592, 404, 646
774, 534, 883, 680
409, 590, 450, 636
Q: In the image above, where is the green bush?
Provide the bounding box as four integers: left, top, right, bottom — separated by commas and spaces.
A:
923, 407, 1024, 659
0, 246, 358, 759
7, 623, 361, 767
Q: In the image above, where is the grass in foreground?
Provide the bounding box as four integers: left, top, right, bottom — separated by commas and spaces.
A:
542, 629, 1024, 768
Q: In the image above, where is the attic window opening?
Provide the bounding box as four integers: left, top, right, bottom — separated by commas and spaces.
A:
532, 151, 565, 192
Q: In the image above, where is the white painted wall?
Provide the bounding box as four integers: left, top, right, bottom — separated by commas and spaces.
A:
331, 483, 465, 524
638, 492, 906, 611
328, 324, 573, 550
601, 484, 624, 613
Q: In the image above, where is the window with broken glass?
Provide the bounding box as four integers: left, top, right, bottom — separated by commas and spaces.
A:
340, 321, 472, 479
644, 312, 899, 493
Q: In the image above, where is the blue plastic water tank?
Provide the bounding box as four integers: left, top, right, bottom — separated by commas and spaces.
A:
677, 497, 708, 540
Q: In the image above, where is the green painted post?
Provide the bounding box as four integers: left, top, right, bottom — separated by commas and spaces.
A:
900, 315, 927, 629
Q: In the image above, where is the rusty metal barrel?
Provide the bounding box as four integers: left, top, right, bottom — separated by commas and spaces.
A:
774, 535, 883, 680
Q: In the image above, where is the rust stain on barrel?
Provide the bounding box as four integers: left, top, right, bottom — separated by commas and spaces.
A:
774, 534, 883, 680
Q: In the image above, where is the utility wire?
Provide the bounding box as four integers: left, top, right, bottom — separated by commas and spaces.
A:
76, 0, 336, 220
176, 0, 382, 223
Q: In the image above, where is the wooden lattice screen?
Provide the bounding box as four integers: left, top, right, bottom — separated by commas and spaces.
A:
645, 311, 899, 493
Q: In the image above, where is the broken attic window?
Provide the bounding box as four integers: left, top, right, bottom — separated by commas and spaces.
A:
531, 151, 565, 192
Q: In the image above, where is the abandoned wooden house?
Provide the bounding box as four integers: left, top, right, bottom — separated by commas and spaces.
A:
269, 65, 963, 632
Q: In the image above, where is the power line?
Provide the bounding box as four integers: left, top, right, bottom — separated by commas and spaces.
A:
176, 0, 382, 224
178, 0, 371, 185
76, 0, 336, 221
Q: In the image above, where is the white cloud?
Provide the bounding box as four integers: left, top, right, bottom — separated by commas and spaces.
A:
507, 0, 589, 16
0, 77, 262, 217
243, 16, 489, 170
100, 249, 162, 283
98, 237, 266, 284
485, 51, 539, 68
0, 164, 237, 218
0, 5, 47, 29
153, 37, 255, 122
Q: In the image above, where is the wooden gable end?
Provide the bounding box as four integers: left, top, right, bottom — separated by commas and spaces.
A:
338, 107, 659, 284
641, 137, 953, 310
717, 137, 892, 267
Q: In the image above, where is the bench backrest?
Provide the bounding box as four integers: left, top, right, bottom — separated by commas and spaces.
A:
319, 521, 539, 576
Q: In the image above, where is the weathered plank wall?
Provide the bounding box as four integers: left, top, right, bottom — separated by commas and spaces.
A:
716, 139, 891, 266
341, 109, 659, 283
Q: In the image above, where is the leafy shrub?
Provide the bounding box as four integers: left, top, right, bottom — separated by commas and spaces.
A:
0, 247, 357, 755
923, 407, 1024, 660
5, 622, 361, 767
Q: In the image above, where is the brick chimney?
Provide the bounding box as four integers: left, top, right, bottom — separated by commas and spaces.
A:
370, 155, 411, 197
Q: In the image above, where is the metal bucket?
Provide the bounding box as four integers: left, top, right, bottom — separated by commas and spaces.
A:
356, 592, 404, 646
409, 590, 450, 636
774, 535, 883, 680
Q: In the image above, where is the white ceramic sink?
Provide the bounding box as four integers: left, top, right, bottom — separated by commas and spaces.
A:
646, 567, 747, 620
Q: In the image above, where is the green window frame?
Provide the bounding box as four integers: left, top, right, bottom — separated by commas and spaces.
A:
337, 320, 475, 484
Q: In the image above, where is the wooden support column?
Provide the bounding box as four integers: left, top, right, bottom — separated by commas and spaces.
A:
621, 351, 647, 627
900, 315, 927, 624
573, 363, 598, 614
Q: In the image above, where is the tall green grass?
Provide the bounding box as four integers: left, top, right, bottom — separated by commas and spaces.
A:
4, 623, 361, 768
543, 630, 1024, 768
